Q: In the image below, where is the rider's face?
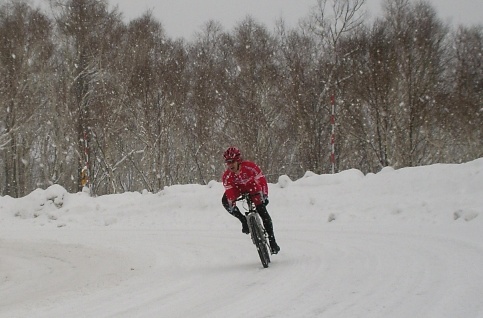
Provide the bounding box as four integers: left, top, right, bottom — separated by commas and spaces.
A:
226, 160, 239, 173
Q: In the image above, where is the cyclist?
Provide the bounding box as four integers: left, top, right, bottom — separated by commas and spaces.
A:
221, 146, 280, 254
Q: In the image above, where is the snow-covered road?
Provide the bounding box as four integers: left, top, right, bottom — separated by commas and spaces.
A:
2, 225, 482, 317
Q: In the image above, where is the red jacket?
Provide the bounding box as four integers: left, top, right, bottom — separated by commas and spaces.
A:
222, 160, 268, 206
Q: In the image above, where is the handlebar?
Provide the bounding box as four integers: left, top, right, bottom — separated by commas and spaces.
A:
235, 193, 253, 202
235, 193, 269, 206
234, 193, 256, 213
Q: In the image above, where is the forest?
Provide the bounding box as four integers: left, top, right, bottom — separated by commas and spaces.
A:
0, 0, 482, 197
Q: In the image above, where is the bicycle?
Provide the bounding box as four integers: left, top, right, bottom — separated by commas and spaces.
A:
236, 193, 271, 268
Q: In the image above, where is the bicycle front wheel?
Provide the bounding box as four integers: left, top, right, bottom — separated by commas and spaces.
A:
249, 216, 271, 268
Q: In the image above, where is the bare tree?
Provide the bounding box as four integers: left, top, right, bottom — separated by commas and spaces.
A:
112, 12, 189, 193
348, 21, 398, 171
275, 25, 321, 177
442, 25, 483, 161
50, 0, 124, 194
0, 1, 53, 197
226, 17, 283, 175
382, 0, 448, 167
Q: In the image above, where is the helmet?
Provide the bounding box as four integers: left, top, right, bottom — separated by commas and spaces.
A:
223, 146, 242, 163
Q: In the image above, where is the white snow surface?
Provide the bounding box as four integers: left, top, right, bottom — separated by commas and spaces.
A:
1, 159, 483, 318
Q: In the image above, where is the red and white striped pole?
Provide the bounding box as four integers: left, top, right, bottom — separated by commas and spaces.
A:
82, 129, 90, 192
330, 94, 335, 174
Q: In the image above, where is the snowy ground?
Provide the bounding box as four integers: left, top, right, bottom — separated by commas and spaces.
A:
1, 159, 482, 318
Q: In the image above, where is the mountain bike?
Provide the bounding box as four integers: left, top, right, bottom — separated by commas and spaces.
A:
236, 193, 271, 268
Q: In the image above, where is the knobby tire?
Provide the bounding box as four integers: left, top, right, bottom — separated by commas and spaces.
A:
248, 215, 271, 268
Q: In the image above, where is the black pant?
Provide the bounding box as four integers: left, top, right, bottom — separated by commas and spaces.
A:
221, 193, 275, 239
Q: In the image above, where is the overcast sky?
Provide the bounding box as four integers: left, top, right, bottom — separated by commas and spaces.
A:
105, 0, 483, 40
